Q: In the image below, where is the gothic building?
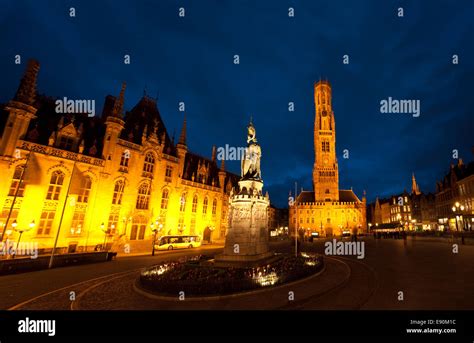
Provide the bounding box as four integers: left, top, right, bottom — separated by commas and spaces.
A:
369, 173, 437, 231
0, 60, 239, 254
289, 80, 366, 237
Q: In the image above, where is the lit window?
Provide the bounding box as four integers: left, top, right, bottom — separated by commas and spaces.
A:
77, 176, 92, 203
192, 195, 198, 213
112, 180, 125, 205
212, 198, 217, 215
180, 193, 186, 212
9, 165, 26, 197
165, 165, 173, 178
38, 211, 55, 235
143, 153, 155, 174
161, 189, 169, 210
136, 183, 151, 210
0, 209, 18, 236
108, 214, 119, 235
203, 197, 208, 215
130, 216, 147, 240
46, 171, 65, 200
120, 151, 130, 169
70, 212, 85, 235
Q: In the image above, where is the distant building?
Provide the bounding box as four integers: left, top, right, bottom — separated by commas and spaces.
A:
289, 81, 366, 237
435, 158, 474, 231
369, 173, 437, 231
268, 205, 289, 237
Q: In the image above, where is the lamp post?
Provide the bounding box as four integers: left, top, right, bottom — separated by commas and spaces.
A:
100, 222, 108, 251
12, 220, 35, 259
122, 216, 132, 237
452, 202, 465, 231
151, 219, 160, 256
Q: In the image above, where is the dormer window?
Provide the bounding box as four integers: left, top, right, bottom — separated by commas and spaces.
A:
58, 136, 75, 150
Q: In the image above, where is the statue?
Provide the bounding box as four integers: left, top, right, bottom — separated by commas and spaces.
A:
241, 120, 262, 180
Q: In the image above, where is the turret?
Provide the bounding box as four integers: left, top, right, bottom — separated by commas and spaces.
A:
103, 82, 126, 165
0, 60, 40, 156
218, 158, 226, 191
176, 114, 187, 177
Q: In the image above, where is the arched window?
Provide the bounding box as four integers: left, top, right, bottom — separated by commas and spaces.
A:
120, 150, 130, 169
46, 171, 65, 200
179, 193, 186, 212
143, 152, 155, 174
112, 180, 125, 205
161, 189, 169, 209
212, 198, 217, 215
9, 165, 25, 197
77, 176, 92, 203
136, 183, 151, 210
202, 197, 208, 215
192, 195, 198, 213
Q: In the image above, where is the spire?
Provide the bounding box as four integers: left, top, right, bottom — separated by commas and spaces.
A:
411, 172, 420, 195
178, 113, 187, 146
112, 82, 126, 117
220, 158, 225, 171
211, 145, 217, 162
14, 59, 40, 106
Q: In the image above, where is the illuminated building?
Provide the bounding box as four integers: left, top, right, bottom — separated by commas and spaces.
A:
435, 157, 474, 231
369, 173, 437, 231
289, 80, 366, 237
0, 60, 239, 254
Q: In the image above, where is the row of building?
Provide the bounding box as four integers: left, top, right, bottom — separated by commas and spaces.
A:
368, 157, 474, 232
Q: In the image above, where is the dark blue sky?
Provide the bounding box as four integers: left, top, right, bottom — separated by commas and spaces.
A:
1, 0, 473, 207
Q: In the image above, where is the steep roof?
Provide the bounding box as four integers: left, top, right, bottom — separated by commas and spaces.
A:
182, 152, 239, 191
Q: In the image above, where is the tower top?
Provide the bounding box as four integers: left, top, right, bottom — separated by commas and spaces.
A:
411, 172, 421, 195
178, 113, 187, 146
112, 82, 126, 118
14, 59, 40, 106
314, 79, 331, 87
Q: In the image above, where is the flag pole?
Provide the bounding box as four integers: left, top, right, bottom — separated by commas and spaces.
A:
49, 161, 76, 269
0, 150, 32, 242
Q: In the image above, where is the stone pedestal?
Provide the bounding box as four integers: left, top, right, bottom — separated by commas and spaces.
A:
215, 178, 272, 266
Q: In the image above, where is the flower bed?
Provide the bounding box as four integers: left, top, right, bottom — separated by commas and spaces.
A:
139, 253, 324, 296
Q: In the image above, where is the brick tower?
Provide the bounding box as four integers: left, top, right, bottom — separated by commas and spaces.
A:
312, 80, 339, 202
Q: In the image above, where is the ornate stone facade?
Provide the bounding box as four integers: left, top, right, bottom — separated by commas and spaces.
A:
0, 60, 239, 254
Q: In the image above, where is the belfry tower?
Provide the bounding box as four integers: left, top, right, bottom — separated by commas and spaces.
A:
312, 80, 339, 202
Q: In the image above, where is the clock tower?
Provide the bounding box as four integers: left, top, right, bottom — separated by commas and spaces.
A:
313, 80, 339, 202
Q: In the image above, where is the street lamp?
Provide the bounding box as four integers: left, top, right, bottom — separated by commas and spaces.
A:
150, 219, 161, 256
100, 222, 108, 251
12, 220, 35, 259
452, 202, 466, 231
122, 216, 132, 236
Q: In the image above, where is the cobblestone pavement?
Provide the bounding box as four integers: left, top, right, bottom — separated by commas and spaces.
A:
6, 237, 474, 310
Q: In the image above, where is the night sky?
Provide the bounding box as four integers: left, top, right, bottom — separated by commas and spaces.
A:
0, 0, 473, 208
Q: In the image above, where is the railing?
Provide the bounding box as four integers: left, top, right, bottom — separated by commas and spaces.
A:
19, 141, 105, 167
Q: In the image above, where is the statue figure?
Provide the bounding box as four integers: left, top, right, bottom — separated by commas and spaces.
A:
241, 120, 262, 180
